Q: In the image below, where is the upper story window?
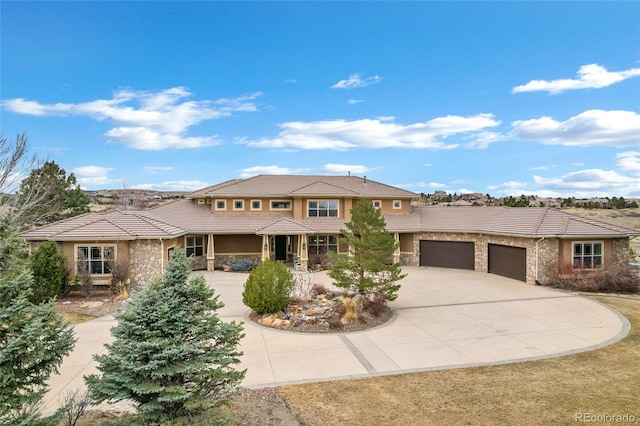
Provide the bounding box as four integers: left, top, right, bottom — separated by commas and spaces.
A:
77, 245, 114, 275
393, 200, 402, 209
251, 200, 262, 210
233, 200, 244, 210
573, 242, 602, 269
372, 200, 382, 209
215, 200, 226, 210
271, 200, 292, 210
308, 200, 338, 217
186, 236, 204, 257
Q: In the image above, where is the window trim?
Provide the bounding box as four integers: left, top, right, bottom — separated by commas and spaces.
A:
233, 199, 244, 211
307, 199, 339, 218
75, 244, 116, 275
251, 199, 262, 211
186, 235, 204, 257
572, 241, 604, 269
215, 199, 227, 211
270, 200, 292, 210
393, 200, 402, 209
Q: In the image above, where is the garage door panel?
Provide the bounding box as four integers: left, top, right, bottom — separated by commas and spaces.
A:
420, 241, 475, 270
488, 244, 526, 282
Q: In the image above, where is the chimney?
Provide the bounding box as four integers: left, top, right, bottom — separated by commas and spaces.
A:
364, 176, 367, 184
348, 171, 350, 177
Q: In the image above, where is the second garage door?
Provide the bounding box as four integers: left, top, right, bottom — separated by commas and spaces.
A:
488, 244, 527, 282
420, 240, 475, 270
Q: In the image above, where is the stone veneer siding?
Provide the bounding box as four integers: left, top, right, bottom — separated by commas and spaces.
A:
611, 238, 630, 264
129, 239, 163, 289
404, 232, 560, 286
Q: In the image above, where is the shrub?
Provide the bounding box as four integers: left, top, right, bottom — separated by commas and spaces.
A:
242, 260, 295, 314
29, 241, 67, 304
231, 259, 254, 272
545, 261, 640, 294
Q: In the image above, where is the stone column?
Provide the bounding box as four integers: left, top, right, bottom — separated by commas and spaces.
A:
299, 233, 309, 271
393, 232, 400, 264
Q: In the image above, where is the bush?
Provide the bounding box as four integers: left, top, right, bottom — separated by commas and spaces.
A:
545, 261, 640, 294
231, 259, 254, 272
242, 260, 295, 314
29, 241, 67, 304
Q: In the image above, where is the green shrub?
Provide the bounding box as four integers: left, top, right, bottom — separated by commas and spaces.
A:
242, 260, 295, 314
29, 241, 67, 304
231, 259, 254, 272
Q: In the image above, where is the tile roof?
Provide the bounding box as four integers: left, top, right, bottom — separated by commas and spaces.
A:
186, 175, 417, 198
20, 210, 186, 240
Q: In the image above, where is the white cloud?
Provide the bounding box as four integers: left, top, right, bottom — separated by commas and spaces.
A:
2, 88, 262, 150
615, 151, 640, 174
238, 165, 310, 178
511, 110, 640, 148
512, 64, 640, 94
487, 181, 528, 196
72, 165, 116, 188
332, 73, 381, 89
323, 163, 375, 174
244, 114, 500, 151
534, 169, 640, 198
347, 99, 364, 105
144, 166, 174, 174
132, 180, 210, 191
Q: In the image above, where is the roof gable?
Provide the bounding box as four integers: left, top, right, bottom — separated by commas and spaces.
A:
255, 217, 315, 235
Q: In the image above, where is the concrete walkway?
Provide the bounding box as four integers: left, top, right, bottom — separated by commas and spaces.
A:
43, 267, 630, 412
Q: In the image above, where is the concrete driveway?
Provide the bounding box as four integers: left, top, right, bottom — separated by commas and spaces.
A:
43, 267, 629, 412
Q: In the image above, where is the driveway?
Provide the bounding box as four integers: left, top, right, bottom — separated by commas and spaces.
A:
43, 267, 629, 411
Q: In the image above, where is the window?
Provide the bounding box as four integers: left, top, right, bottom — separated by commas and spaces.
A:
233, 199, 244, 210
251, 200, 262, 210
308, 200, 338, 217
372, 200, 381, 209
393, 200, 402, 209
197, 199, 205, 205
186, 236, 204, 257
271, 200, 292, 210
77, 245, 114, 275
308, 235, 338, 255
215, 200, 226, 210
573, 242, 602, 269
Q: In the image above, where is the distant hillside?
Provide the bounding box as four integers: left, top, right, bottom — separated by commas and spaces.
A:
85, 189, 186, 211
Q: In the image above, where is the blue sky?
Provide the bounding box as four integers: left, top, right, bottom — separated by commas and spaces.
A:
1, 1, 639, 198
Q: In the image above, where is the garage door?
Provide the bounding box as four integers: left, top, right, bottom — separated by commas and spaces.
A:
420, 241, 475, 270
488, 244, 526, 282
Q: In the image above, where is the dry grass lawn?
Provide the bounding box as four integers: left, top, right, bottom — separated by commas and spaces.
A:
280, 295, 640, 426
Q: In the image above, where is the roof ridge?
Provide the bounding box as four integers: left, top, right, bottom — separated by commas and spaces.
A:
288, 180, 360, 195
532, 207, 551, 234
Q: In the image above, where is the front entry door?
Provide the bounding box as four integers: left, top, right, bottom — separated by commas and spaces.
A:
275, 235, 287, 261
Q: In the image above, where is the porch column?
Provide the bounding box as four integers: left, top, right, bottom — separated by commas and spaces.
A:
261, 234, 270, 262
393, 232, 400, 264
299, 234, 309, 271
206, 234, 215, 271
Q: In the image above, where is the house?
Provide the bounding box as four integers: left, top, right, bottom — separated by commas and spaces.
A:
20, 175, 639, 287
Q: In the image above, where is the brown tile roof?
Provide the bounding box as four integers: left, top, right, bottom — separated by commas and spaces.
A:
186, 175, 416, 198
256, 218, 315, 235
415, 206, 639, 237
20, 209, 186, 240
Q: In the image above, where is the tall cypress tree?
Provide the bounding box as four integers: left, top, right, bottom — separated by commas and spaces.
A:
85, 249, 245, 424
328, 198, 406, 302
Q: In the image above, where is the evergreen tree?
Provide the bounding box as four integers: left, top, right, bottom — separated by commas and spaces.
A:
29, 241, 68, 304
85, 249, 245, 424
0, 216, 76, 425
16, 161, 90, 225
328, 199, 406, 302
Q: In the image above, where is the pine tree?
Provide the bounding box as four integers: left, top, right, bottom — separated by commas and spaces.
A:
85, 249, 245, 424
328, 199, 406, 302
0, 216, 76, 425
